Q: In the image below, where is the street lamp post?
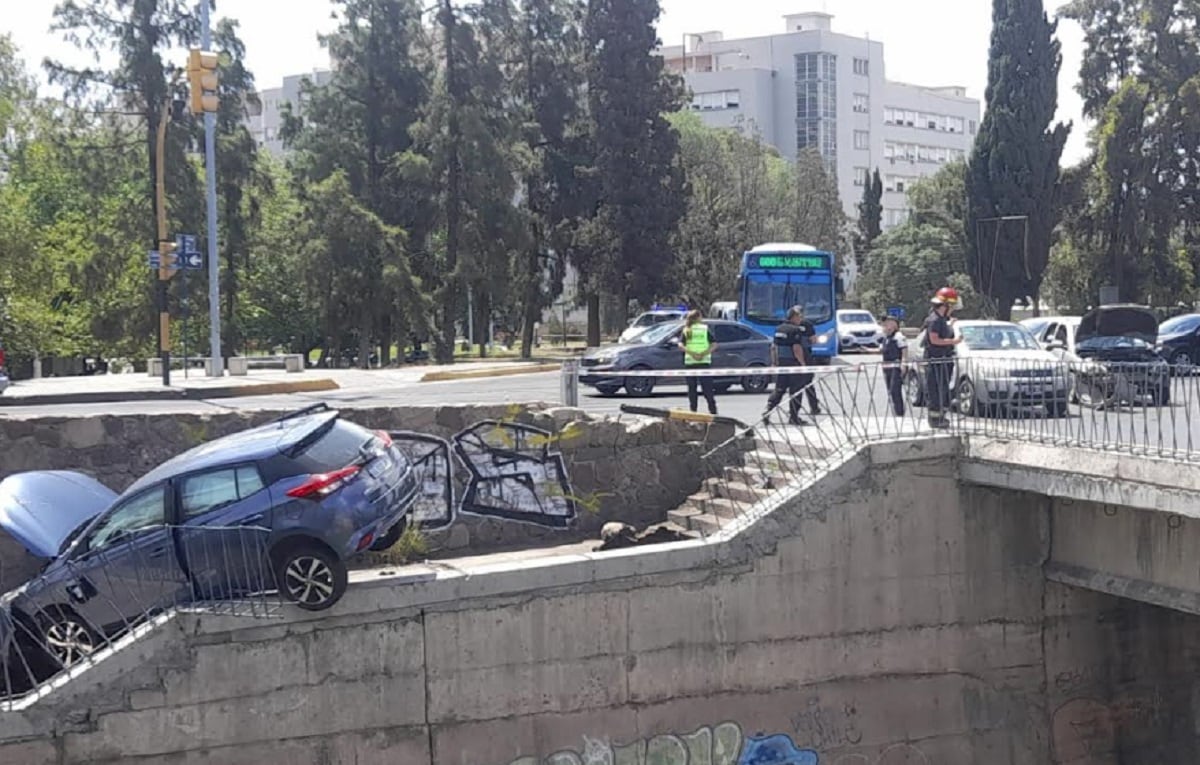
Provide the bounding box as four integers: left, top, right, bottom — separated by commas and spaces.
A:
200, 0, 222, 376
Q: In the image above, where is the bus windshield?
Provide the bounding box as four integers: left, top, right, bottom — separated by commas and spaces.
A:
743, 278, 833, 326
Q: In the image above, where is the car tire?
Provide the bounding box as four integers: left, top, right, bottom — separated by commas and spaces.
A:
904, 370, 925, 408
741, 365, 770, 394
369, 518, 407, 552
38, 606, 99, 668
1169, 350, 1194, 376
274, 542, 348, 611
623, 366, 656, 397
956, 377, 978, 417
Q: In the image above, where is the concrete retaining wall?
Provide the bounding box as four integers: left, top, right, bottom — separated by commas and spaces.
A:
0, 406, 739, 590
2, 439, 1198, 763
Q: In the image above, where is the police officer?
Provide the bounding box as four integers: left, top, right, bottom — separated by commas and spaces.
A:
677, 309, 719, 414
765, 305, 814, 425
922, 287, 963, 428
879, 314, 907, 416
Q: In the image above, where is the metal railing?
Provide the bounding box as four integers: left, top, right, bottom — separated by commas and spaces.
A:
584, 356, 1200, 538
0, 525, 282, 708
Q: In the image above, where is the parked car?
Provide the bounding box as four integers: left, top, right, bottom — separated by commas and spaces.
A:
905, 320, 1070, 417
618, 308, 688, 344
0, 405, 419, 685
835, 309, 884, 352
709, 301, 738, 321
580, 319, 772, 397
1155, 312, 1200, 373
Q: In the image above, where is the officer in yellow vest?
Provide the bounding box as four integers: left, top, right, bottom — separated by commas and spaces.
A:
678, 309, 720, 414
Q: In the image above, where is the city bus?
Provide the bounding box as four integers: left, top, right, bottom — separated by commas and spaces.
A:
736, 243, 840, 362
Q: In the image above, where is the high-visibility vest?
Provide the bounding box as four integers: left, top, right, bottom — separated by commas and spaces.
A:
683, 324, 712, 366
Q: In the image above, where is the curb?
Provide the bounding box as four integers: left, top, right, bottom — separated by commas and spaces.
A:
618, 404, 748, 429
0, 378, 340, 407
421, 363, 561, 383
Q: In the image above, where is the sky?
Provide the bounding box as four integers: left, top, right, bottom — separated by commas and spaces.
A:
5, 0, 1089, 164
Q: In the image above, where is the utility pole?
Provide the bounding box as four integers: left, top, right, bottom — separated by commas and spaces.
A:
155, 99, 178, 387
200, 0, 222, 376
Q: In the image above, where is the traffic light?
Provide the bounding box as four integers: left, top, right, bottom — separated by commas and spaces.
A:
187, 48, 219, 114
159, 241, 178, 278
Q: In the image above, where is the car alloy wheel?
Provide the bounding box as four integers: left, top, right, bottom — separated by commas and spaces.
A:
1171, 351, 1194, 375
956, 378, 977, 417
44, 613, 96, 667
277, 544, 348, 611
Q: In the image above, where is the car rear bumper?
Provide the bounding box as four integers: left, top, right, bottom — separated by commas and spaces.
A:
345, 470, 419, 557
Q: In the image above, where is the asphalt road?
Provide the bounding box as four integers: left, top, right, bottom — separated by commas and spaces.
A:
3, 357, 1199, 459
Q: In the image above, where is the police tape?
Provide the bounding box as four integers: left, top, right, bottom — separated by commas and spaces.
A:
569, 363, 910, 379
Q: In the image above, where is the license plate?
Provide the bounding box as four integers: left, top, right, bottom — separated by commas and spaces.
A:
368, 455, 391, 477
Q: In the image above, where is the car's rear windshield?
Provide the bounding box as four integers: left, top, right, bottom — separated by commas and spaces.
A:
291, 419, 376, 472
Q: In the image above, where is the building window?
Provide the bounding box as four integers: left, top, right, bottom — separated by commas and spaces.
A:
854, 130, 870, 150
969, 119, 977, 135
853, 93, 869, 114
691, 90, 742, 111
853, 167, 869, 186
853, 57, 869, 76
885, 175, 917, 193
795, 52, 838, 166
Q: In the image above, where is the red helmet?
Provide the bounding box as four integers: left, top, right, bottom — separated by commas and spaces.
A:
931, 287, 960, 306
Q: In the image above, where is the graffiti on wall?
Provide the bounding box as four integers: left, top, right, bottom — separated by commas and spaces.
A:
503, 721, 928, 765
391, 419, 579, 530
1051, 692, 1169, 763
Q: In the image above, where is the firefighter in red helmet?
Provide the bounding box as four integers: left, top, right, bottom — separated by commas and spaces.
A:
922, 287, 963, 429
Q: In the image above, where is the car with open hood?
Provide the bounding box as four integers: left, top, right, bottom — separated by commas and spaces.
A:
0, 405, 421, 697
1044, 305, 1171, 407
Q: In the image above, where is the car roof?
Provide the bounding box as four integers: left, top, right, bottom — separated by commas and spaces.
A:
123, 411, 341, 495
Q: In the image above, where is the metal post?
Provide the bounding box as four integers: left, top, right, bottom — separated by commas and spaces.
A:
201, 0, 222, 376
560, 359, 579, 407
155, 100, 172, 387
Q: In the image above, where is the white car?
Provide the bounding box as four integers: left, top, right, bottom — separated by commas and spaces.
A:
618, 309, 687, 344
905, 320, 1070, 417
836, 309, 884, 352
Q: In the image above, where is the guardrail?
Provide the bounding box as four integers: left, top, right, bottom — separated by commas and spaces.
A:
570, 356, 1200, 538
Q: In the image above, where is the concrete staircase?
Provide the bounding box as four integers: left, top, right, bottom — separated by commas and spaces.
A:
667, 444, 831, 536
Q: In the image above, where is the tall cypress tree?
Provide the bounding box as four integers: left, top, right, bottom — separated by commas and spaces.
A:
967, 0, 1070, 319
857, 168, 883, 265
580, 0, 686, 345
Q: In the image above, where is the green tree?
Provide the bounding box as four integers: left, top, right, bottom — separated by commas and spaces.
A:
580, 0, 687, 345
212, 19, 268, 358
858, 223, 981, 324
856, 168, 882, 265
967, 0, 1070, 319
789, 148, 845, 254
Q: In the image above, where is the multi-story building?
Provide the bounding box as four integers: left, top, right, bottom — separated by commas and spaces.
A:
657, 12, 980, 233
245, 69, 334, 155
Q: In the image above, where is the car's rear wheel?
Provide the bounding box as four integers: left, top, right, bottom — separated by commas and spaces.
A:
1170, 350, 1195, 375
741, 365, 770, 394
623, 366, 656, 397
39, 606, 98, 668
369, 518, 407, 551
956, 377, 978, 417
274, 542, 348, 611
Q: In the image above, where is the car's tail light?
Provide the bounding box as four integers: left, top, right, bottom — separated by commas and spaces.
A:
375, 430, 393, 448
286, 466, 361, 499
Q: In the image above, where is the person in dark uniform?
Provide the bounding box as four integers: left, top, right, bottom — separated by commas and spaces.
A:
765, 305, 814, 425
879, 315, 908, 416
922, 287, 963, 428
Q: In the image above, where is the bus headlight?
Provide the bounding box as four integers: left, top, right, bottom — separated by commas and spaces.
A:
816, 334, 831, 345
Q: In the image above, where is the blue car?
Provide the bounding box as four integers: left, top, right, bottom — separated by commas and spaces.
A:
0, 405, 417, 681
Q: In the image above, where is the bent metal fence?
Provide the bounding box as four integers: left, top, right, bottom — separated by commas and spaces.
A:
576, 356, 1200, 537
0, 525, 282, 708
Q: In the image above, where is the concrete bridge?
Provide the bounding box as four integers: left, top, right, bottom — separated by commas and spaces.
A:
1, 387, 1200, 763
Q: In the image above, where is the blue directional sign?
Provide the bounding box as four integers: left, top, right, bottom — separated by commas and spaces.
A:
177, 234, 199, 254
149, 250, 181, 270
886, 306, 907, 320
181, 251, 204, 270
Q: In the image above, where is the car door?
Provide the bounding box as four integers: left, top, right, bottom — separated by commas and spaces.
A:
174, 465, 275, 598
58, 484, 188, 637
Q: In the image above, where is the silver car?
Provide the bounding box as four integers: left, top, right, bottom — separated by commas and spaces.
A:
580, 320, 773, 397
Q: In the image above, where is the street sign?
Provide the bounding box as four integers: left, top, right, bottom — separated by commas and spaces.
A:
886, 306, 907, 319
149, 250, 181, 270
182, 252, 204, 270
177, 234, 199, 254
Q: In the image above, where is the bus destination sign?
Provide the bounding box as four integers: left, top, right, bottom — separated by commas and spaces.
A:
749, 253, 828, 270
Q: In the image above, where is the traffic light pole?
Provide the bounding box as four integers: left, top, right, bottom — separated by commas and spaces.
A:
155, 99, 172, 387
201, 0, 222, 376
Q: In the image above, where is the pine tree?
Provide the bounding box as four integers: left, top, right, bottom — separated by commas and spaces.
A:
856, 168, 882, 266
581, 0, 686, 344
967, 0, 1070, 319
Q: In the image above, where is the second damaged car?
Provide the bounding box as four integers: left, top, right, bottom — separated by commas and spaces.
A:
0, 405, 419, 691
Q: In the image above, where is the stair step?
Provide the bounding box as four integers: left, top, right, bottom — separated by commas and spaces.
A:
695, 495, 743, 520
667, 508, 702, 528
705, 479, 769, 505
687, 512, 724, 536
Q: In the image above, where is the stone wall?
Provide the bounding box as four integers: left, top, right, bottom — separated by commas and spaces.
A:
0, 405, 739, 590
3, 440, 1199, 764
